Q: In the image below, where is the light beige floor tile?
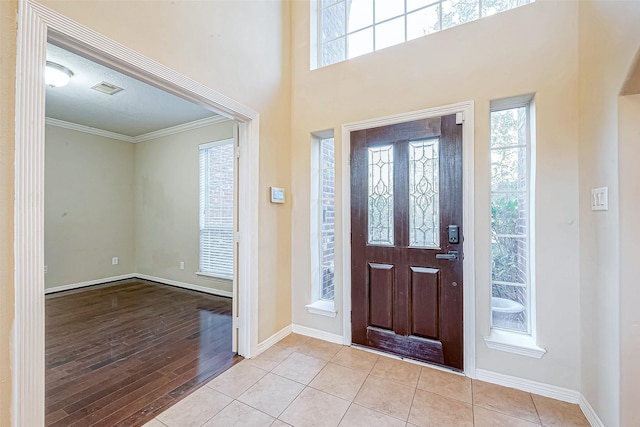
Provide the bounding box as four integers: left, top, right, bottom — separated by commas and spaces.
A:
297, 338, 342, 361
206, 362, 268, 398
474, 406, 541, 426
271, 420, 292, 426
244, 345, 297, 372
238, 372, 305, 418
279, 387, 350, 427
330, 347, 379, 373
272, 352, 327, 385
309, 362, 368, 401
354, 375, 415, 420
143, 419, 167, 427
473, 380, 540, 423
408, 389, 473, 427
532, 394, 590, 426
202, 400, 274, 427
339, 403, 406, 427
370, 355, 421, 387
275, 333, 311, 351
417, 366, 471, 403
156, 387, 232, 427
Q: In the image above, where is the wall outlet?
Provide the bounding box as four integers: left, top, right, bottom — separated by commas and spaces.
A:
180, 261, 185, 270
112, 257, 119, 265
44, 265, 48, 274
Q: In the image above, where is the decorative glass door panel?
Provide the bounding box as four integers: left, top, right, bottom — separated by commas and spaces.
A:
367, 145, 394, 245
409, 138, 440, 248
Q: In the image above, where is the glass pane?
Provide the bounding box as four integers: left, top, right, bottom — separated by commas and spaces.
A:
407, 4, 441, 41
490, 146, 526, 192
348, 27, 374, 59
492, 283, 527, 332
491, 193, 527, 236
321, 38, 346, 66
409, 139, 440, 248
407, 0, 434, 12
490, 107, 527, 147
321, 0, 342, 8
442, 0, 479, 30
482, 0, 529, 17
368, 145, 394, 245
375, 0, 405, 23
348, 0, 373, 32
322, 1, 346, 42
375, 16, 405, 50
320, 138, 335, 300
491, 236, 527, 283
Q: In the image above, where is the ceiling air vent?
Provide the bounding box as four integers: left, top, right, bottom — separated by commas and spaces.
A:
91, 81, 124, 95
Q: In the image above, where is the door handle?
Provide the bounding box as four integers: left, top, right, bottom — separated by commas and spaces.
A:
435, 251, 459, 261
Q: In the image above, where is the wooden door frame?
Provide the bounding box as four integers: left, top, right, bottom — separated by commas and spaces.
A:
14, 1, 260, 425
340, 102, 476, 376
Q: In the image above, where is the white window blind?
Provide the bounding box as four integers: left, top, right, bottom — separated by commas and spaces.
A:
199, 139, 234, 279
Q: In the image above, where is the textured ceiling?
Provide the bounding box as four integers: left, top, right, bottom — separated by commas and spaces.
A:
45, 43, 218, 137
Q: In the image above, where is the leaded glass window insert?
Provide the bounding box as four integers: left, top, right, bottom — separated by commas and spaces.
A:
409, 139, 440, 248
490, 102, 532, 333
316, 0, 533, 68
368, 145, 394, 245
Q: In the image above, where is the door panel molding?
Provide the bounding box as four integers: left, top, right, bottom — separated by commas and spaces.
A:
341, 102, 475, 376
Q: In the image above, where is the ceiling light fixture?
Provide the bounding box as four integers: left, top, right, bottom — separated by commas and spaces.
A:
45, 61, 74, 87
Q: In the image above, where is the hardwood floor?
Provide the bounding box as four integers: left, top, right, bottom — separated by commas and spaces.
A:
45, 279, 240, 427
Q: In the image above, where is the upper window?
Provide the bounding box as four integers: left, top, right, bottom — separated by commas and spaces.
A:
490, 95, 534, 334
199, 139, 235, 279
315, 0, 532, 68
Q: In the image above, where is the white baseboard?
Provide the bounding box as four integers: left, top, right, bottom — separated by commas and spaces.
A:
579, 394, 604, 427
44, 274, 136, 294
475, 369, 581, 404
135, 274, 233, 298
256, 325, 293, 356
291, 324, 344, 345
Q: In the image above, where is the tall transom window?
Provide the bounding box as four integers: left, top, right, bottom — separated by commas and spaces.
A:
316, 0, 532, 68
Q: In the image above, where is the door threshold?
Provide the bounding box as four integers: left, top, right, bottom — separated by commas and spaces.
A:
350, 343, 466, 376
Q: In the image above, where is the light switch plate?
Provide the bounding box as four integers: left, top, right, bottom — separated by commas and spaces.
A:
270, 187, 285, 204
591, 187, 608, 211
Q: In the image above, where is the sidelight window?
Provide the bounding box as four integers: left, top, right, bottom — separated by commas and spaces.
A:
314, 0, 533, 68
199, 139, 235, 279
489, 96, 534, 334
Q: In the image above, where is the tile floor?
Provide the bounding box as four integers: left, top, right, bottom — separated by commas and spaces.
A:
144, 334, 590, 427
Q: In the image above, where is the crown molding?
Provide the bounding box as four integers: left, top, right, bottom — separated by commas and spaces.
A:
45, 115, 230, 143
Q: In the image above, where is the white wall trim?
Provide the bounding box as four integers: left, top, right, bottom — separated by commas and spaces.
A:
579, 394, 605, 427
475, 369, 580, 404
14, 1, 260, 425
340, 101, 476, 376
135, 274, 233, 298
45, 115, 230, 143
44, 274, 136, 294
256, 325, 292, 355
292, 324, 344, 344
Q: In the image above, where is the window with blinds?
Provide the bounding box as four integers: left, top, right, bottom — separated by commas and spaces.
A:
199, 139, 235, 280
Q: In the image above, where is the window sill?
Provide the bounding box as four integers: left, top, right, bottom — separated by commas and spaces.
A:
484, 329, 546, 359
306, 300, 337, 318
196, 272, 232, 281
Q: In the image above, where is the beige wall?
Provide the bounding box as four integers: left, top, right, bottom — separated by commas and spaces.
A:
37, 0, 293, 342
44, 125, 136, 288
0, 0, 17, 424
291, 0, 581, 389
135, 121, 234, 292
619, 93, 640, 427
578, 2, 640, 425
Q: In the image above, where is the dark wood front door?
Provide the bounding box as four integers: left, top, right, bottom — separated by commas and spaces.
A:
351, 114, 464, 370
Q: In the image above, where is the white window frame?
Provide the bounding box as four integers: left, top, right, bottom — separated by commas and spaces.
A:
307, 130, 337, 317
313, 0, 534, 69
198, 138, 235, 280
484, 94, 545, 358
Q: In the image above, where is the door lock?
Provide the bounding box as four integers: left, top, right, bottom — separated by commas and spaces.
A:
435, 251, 459, 261
448, 225, 459, 244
